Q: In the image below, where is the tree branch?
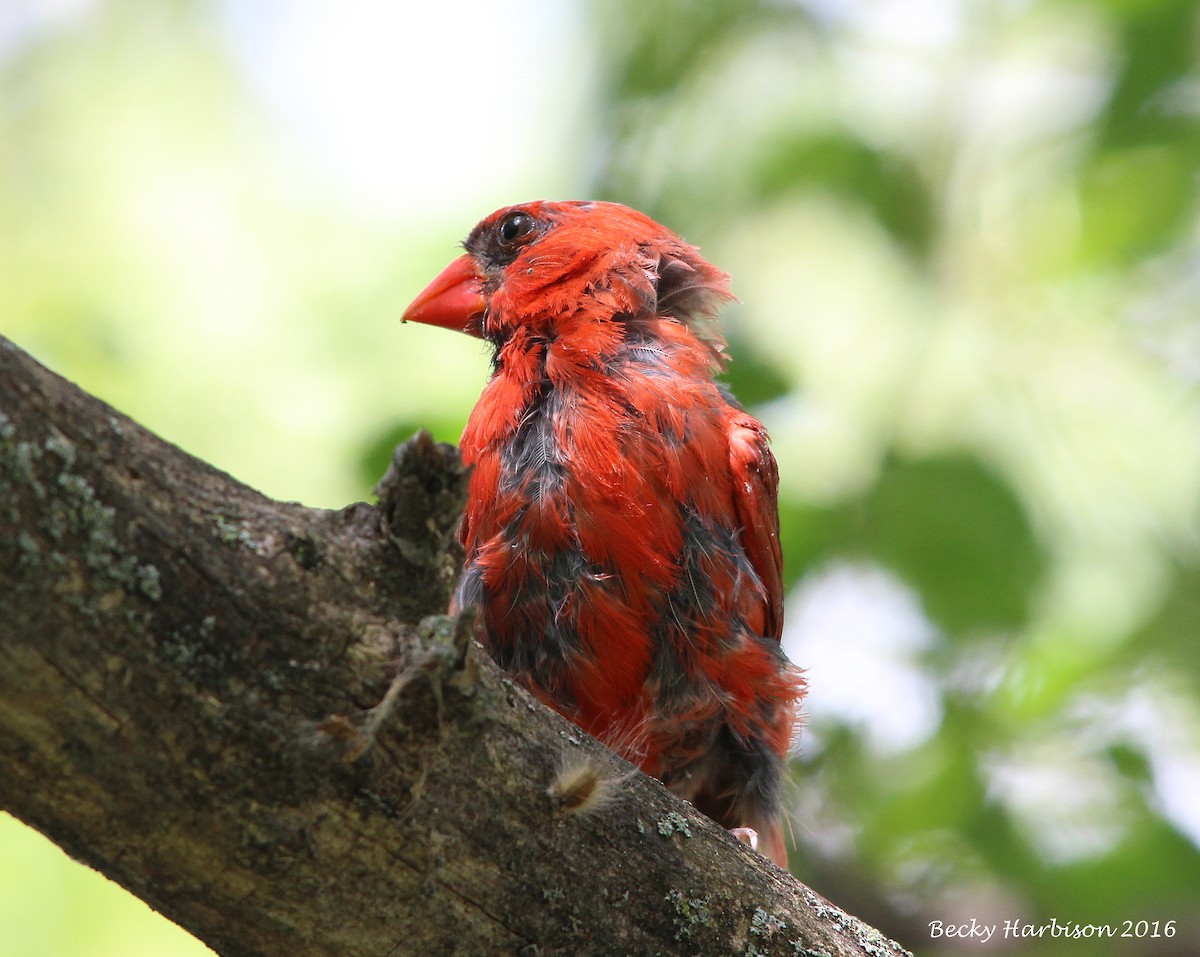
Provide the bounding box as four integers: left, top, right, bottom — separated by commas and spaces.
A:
0, 336, 911, 957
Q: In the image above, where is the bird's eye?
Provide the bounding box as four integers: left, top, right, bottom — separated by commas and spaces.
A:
497, 211, 536, 246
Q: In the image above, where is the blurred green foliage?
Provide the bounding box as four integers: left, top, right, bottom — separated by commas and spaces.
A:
2, 1, 1199, 956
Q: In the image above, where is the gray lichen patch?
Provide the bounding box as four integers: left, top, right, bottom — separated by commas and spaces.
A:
802, 890, 913, 957
44, 432, 77, 469
665, 888, 713, 941
656, 811, 692, 838
136, 563, 163, 601
746, 906, 793, 957
213, 515, 255, 548
0, 424, 162, 625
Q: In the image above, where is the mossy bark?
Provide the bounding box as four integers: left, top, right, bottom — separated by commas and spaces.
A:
0, 336, 910, 957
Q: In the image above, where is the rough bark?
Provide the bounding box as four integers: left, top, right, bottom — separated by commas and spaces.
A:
0, 335, 911, 957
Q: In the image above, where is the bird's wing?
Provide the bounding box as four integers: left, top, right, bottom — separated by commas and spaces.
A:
726, 409, 784, 641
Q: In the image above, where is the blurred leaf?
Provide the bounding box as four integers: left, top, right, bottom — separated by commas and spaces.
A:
1094, 0, 1200, 149
839, 454, 1048, 635
1079, 145, 1196, 264
1105, 742, 1153, 785
594, 0, 812, 103
1130, 559, 1200, 673
1038, 818, 1200, 920
777, 498, 856, 589
967, 799, 1042, 884
868, 743, 982, 843
750, 132, 936, 259
720, 334, 792, 407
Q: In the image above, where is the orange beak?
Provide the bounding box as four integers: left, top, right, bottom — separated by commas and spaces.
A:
402, 254, 487, 337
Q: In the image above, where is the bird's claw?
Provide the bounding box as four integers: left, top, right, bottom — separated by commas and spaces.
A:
730, 827, 759, 850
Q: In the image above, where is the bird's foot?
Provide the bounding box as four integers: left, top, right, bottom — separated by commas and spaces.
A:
730, 827, 759, 851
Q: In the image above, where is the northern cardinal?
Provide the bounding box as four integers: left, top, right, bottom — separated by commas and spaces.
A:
402, 201, 804, 866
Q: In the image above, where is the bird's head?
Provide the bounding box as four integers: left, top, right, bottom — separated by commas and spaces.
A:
402, 201, 732, 349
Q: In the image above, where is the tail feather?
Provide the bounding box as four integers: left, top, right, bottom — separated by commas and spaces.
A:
757, 819, 788, 868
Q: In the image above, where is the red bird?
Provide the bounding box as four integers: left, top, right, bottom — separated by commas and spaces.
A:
402, 201, 805, 866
